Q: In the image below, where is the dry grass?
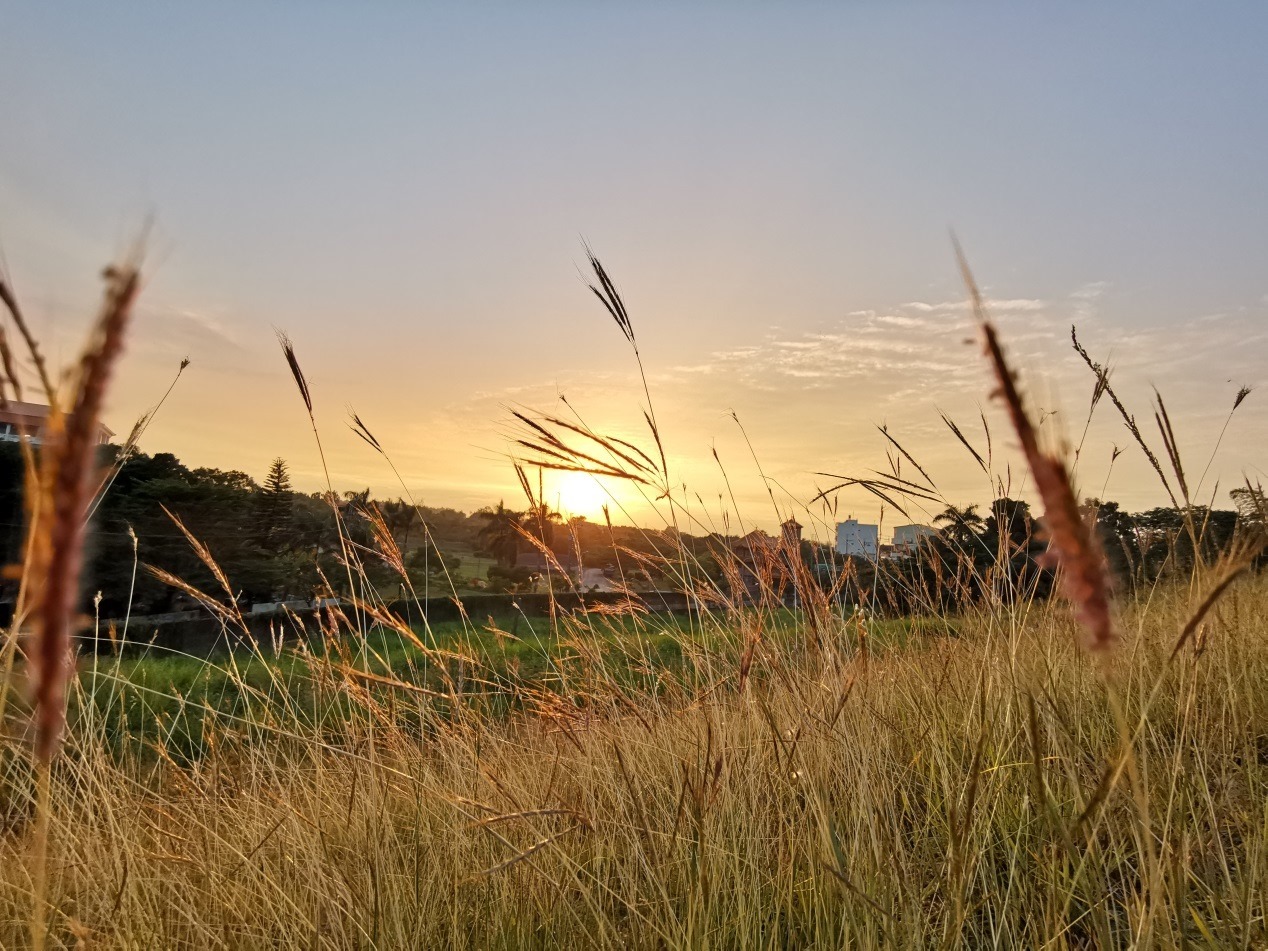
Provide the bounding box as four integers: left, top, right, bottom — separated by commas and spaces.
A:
0, 578, 1264, 948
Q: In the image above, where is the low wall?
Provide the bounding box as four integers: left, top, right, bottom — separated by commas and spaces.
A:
382, 589, 698, 623
85, 590, 700, 658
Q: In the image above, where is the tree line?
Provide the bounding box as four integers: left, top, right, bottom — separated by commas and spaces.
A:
0, 446, 460, 617
1, 441, 1259, 619
0, 446, 682, 616
854, 491, 1265, 615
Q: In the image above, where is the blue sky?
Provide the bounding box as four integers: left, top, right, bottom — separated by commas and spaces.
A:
2, 2, 1266, 530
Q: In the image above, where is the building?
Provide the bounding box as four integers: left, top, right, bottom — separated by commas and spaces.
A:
892, 523, 936, 551
780, 517, 803, 551
835, 519, 878, 558
729, 518, 803, 599
0, 401, 113, 447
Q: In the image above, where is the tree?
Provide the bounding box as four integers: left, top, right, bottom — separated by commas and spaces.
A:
256, 458, 295, 547
263, 457, 292, 495
380, 498, 420, 551
981, 498, 1045, 602
476, 501, 525, 568
194, 467, 258, 493
524, 502, 563, 549
1083, 498, 1140, 585
1132, 505, 1238, 577
933, 504, 985, 552
89, 451, 300, 612
986, 498, 1033, 550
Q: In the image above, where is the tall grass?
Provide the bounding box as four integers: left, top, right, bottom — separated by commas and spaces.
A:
0, 248, 1264, 948
3, 581, 1266, 947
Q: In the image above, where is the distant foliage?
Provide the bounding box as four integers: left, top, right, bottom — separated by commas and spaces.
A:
0, 441, 1255, 622
868, 495, 1254, 617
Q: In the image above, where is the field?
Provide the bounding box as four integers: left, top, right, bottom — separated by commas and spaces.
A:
1, 255, 1265, 949
1, 575, 1265, 947
63, 609, 940, 760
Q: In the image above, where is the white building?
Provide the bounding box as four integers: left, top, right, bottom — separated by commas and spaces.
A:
892, 524, 936, 551
835, 519, 878, 558
0, 401, 113, 447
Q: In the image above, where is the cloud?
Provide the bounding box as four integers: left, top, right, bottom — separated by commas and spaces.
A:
872, 313, 936, 329
901, 297, 1046, 314
133, 303, 246, 358
1070, 281, 1109, 301
670, 293, 1062, 403
459, 284, 1265, 436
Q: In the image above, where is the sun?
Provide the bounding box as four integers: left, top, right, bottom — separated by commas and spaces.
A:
551, 471, 610, 519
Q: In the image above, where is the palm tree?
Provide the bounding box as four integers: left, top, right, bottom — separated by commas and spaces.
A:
933, 503, 985, 551
524, 502, 563, 549
476, 501, 525, 568
338, 488, 374, 547
380, 498, 420, 550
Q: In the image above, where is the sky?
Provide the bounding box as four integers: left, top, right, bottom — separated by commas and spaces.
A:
2, 2, 1266, 540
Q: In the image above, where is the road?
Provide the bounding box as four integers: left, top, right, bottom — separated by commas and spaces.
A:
579, 567, 617, 592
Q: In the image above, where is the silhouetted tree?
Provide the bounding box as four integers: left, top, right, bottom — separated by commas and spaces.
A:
933, 504, 986, 553
476, 501, 524, 568
380, 498, 420, 551
256, 457, 295, 547
524, 502, 563, 550
1084, 498, 1140, 586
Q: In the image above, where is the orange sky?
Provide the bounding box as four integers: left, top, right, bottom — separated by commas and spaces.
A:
27, 260, 1263, 545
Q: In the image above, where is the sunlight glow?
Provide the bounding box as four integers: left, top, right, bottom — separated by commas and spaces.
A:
551, 471, 610, 520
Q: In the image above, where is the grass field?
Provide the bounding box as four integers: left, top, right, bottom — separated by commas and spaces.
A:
63, 608, 940, 762
2, 573, 1265, 947
440, 547, 498, 588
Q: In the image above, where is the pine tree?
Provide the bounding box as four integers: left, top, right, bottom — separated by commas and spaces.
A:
257, 457, 295, 546
264, 457, 292, 496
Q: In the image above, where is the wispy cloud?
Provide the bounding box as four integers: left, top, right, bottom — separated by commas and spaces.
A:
902, 297, 1046, 314
668, 295, 1057, 398
143, 306, 244, 352
121, 298, 250, 370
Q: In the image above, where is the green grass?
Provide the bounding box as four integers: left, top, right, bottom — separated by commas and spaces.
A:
68, 608, 940, 762
436, 546, 496, 587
